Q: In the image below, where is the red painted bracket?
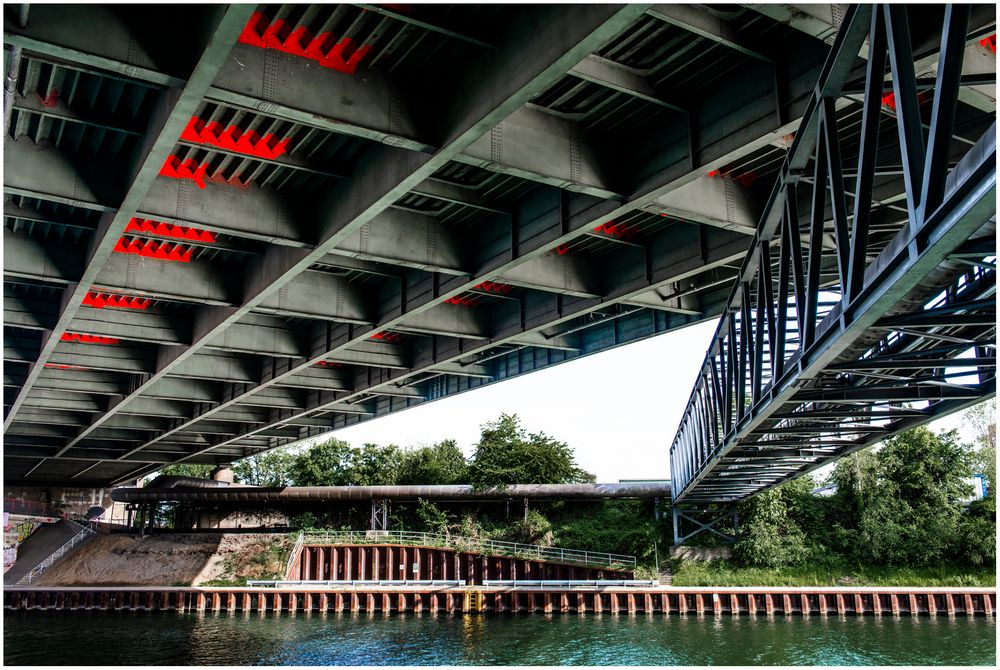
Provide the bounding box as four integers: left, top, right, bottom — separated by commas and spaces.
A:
181, 118, 292, 160
314, 360, 344, 368
981, 34, 996, 53
83, 292, 152, 310
707, 168, 757, 187
36, 88, 59, 108
159, 155, 209, 189
474, 281, 513, 295
125, 218, 216, 243
60, 333, 120, 345
444, 295, 482, 307
593, 221, 633, 240
238, 12, 373, 75
43, 363, 90, 370
369, 331, 403, 342
113, 236, 194, 263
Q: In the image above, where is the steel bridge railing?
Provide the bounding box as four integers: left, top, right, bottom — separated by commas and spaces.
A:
670, 5, 996, 505
16, 522, 95, 585
300, 530, 636, 569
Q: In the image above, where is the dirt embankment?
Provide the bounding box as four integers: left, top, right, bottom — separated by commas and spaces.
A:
34, 533, 293, 587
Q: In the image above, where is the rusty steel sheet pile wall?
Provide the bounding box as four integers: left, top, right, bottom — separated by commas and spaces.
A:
289, 544, 632, 583
4, 587, 995, 616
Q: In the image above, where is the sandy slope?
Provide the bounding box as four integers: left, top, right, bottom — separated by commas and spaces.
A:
33, 533, 290, 587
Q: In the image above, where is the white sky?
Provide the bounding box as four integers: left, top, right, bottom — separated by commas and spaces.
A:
303, 320, 982, 482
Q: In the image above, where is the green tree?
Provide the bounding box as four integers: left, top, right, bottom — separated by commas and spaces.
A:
287, 438, 354, 486
734, 476, 815, 567
963, 400, 996, 496
831, 427, 973, 566
468, 413, 594, 487
398, 439, 469, 485
350, 443, 404, 485
146, 464, 214, 484
232, 448, 296, 487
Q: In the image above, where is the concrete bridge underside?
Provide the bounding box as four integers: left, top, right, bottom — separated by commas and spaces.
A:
2, 4, 996, 490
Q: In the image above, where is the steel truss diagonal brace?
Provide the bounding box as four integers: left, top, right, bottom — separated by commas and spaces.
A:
672, 506, 739, 545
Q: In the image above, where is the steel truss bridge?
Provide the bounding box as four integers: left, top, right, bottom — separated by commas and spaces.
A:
2, 5, 996, 493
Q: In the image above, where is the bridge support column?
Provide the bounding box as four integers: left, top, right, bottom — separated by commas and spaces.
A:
671, 506, 738, 545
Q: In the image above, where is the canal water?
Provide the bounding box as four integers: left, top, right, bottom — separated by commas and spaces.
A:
3, 611, 996, 665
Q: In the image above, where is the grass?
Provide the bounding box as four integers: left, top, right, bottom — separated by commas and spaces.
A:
669, 559, 997, 587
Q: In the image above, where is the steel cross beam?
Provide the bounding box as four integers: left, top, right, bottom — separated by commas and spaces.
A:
669, 5, 997, 505
50, 5, 650, 457
2, 5, 258, 431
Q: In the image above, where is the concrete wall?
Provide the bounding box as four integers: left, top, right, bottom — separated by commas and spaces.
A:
669, 546, 733, 561
3, 486, 115, 520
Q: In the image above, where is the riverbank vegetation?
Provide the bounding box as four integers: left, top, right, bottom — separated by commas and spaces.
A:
156, 404, 996, 587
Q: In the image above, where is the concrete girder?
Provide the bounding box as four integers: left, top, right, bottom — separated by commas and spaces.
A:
4, 5, 258, 434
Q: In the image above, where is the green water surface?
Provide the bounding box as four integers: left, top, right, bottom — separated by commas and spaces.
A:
3, 610, 996, 665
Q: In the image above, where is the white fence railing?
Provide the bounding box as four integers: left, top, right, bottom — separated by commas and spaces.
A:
301, 530, 636, 569
247, 579, 466, 588
17, 523, 95, 585
482, 580, 657, 588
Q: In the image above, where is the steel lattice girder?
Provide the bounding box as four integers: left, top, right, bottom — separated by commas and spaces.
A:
670, 5, 997, 505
